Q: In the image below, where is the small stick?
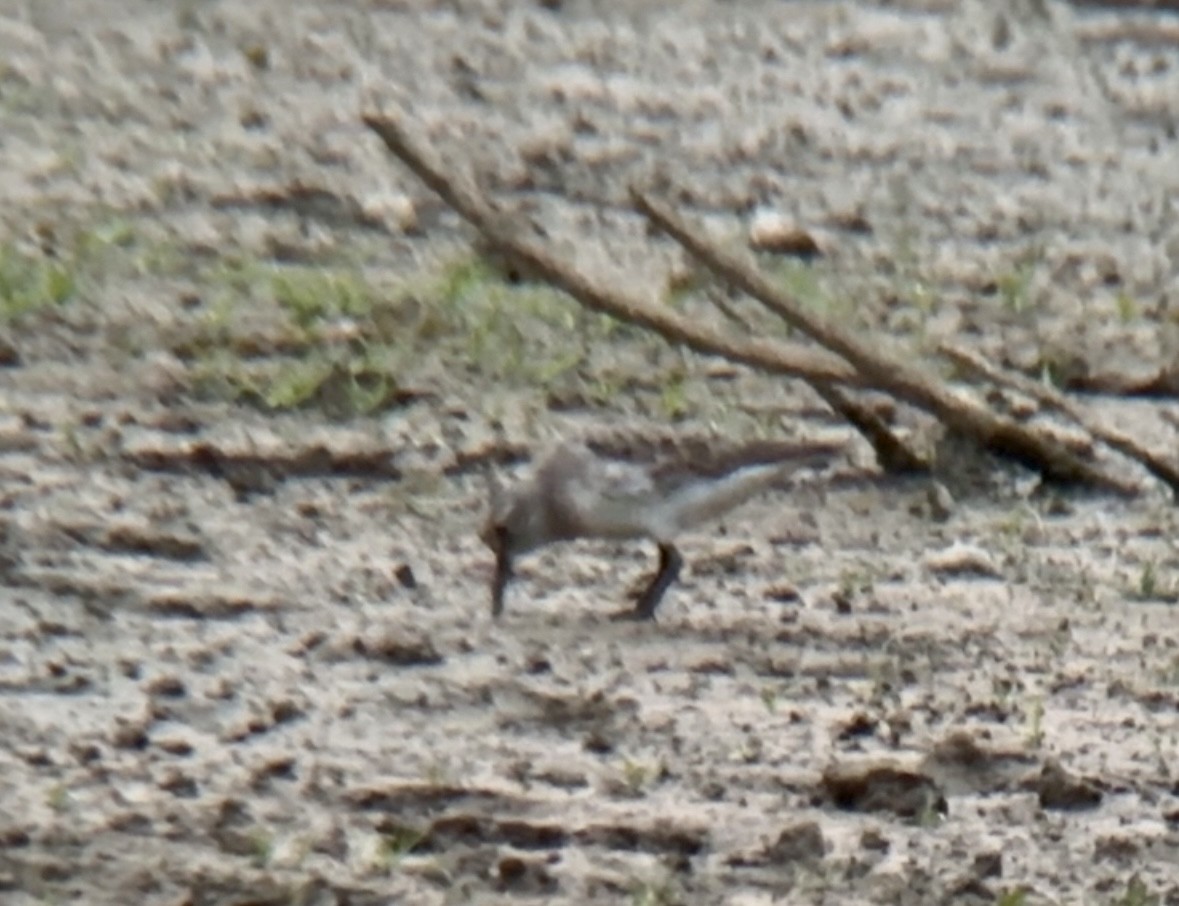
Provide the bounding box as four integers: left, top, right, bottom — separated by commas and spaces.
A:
940, 342, 1179, 496
809, 383, 928, 474
361, 111, 858, 388
363, 109, 921, 472
631, 187, 1139, 496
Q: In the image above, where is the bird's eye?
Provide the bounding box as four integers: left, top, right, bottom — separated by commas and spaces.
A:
491, 524, 511, 555
480, 520, 505, 550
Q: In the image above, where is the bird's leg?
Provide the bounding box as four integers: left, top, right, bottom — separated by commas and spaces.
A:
490, 528, 514, 617
615, 542, 683, 621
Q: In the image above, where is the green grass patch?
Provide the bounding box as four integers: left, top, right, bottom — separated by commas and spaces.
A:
0, 215, 198, 325
765, 258, 827, 309
0, 242, 76, 322
996, 260, 1036, 314
272, 266, 377, 328
195, 345, 410, 419
185, 251, 653, 419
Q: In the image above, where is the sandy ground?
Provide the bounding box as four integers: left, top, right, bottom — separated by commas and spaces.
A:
3, 0, 1179, 903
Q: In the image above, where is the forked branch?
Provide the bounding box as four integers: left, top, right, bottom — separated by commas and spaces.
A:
362, 113, 856, 387
940, 342, 1179, 495
630, 190, 1138, 495
363, 109, 1139, 496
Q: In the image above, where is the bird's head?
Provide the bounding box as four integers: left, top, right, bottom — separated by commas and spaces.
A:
479, 468, 550, 561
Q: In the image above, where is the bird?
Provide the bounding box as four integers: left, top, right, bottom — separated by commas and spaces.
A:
479, 434, 841, 620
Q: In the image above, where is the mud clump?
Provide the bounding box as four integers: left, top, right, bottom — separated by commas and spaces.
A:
821, 760, 948, 819
1028, 759, 1104, 812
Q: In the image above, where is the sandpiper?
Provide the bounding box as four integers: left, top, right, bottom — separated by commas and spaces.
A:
480, 435, 840, 620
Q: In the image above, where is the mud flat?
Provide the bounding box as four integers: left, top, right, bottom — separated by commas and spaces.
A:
2, 1, 1179, 903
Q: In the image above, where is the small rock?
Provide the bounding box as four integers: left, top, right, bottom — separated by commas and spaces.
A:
749, 210, 823, 258
763, 821, 828, 865
157, 767, 199, 797
288, 630, 327, 656
144, 674, 187, 698
1043, 495, 1074, 516
923, 543, 1001, 579
1029, 758, 1103, 811
860, 827, 890, 852
821, 759, 947, 819
0, 332, 20, 366
837, 711, 877, 740
972, 850, 1002, 879
1093, 834, 1139, 863
318, 319, 364, 345
394, 563, 417, 589
828, 207, 873, 234
222, 711, 272, 743
926, 482, 955, 521
154, 732, 195, 757
68, 741, 102, 764
0, 414, 37, 453
146, 586, 282, 619
353, 627, 442, 667
1006, 392, 1039, 420
922, 730, 1036, 797
110, 716, 151, 750
360, 191, 418, 234
271, 698, 305, 724
269, 833, 315, 870
764, 583, 801, 603
495, 854, 558, 895
532, 765, 589, 789
250, 753, 297, 785
0, 826, 31, 847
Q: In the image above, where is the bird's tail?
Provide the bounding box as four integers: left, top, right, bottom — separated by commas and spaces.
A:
663, 447, 830, 531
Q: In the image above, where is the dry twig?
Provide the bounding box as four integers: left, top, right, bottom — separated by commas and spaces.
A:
630, 189, 1137, 495
362, 113, 856, 388
809, 383, 928, 473
363, 110, 1137, 495
941, 342, 1179, 495
364, 112, 924, 468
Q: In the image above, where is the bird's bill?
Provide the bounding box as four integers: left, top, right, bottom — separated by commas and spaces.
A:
491, 550, 513, 616
489, 525, 513, 617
